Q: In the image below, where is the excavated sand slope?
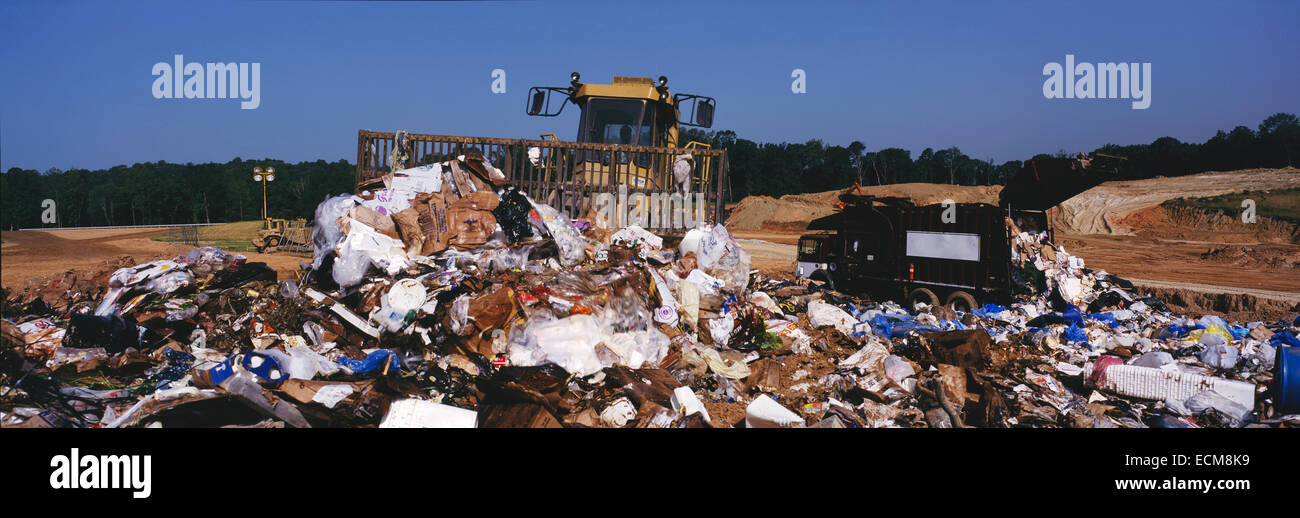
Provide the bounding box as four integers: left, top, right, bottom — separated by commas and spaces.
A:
1052, 168, 1300, 235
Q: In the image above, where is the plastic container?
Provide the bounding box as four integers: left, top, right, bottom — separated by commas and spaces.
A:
1083, 360, 1255, 409
744, 394, 805, 428
1276, 346, 1300, 414
379, 399, 477, 428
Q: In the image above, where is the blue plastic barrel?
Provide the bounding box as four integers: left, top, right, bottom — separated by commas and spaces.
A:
1277, 346, 1300, 414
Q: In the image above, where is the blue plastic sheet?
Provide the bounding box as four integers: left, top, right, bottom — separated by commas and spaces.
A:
1086, 312, 1119, 329
335, 349, 401, 375
971, 304, 1007, 318
1228, 325, 1249, 340
1063, 304, 1084, 326
891, 322, 941, 337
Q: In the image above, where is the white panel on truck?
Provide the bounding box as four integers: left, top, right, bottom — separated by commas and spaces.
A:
905, 231, 980, 262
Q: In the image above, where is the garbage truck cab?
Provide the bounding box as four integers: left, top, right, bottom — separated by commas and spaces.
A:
796, 233, 841, 287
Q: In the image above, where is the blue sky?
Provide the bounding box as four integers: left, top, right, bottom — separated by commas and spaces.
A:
2, 0, 1297, 171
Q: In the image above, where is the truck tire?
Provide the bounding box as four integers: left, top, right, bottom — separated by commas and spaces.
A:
810, 270, 835, 291
907, 288, 939, 308
946, 291, 978, 313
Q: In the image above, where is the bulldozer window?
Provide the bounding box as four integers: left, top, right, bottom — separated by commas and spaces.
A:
579, 98, 655, 147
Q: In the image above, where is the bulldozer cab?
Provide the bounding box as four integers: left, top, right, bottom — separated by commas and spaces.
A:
527, 73, 715, 189
527, 73, 715, 146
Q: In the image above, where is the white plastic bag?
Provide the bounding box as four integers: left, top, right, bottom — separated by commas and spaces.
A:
807, 300, 857, 337
312, 194, 357, 269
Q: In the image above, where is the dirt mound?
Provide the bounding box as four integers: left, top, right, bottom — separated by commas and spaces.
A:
1200, 245, 1300, 269
1133, 283, 1300, 323
726, 193, 838, 232
1054, 167, 1300, 235
726, 183, 1002, 231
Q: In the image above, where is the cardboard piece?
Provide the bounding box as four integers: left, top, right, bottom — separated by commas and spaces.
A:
448, 191, 501, 248
415, 190, 454, 255
348, 205, 401, 240
477, 402, 563, 428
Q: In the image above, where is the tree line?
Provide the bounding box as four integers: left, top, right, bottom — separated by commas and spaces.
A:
684, 112, 1299, 201
1, 159, 355, 230
2, 113, 1295, 228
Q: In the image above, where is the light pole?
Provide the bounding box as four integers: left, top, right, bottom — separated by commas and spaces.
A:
253, 166, 275, 226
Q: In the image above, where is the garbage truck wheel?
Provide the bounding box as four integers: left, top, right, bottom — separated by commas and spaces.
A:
946, 291, 978, 313
810, 270, 835, 291
907, 288, 939, 308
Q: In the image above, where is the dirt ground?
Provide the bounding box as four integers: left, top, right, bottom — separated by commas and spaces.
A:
1, 228, 310, 288
4, 219, 1296, 322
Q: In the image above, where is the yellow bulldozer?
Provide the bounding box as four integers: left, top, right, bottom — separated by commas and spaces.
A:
355, 72, 727, 233
251, 217, 311, 253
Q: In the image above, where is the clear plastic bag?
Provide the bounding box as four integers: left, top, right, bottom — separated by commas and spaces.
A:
144, 270, 194, 295
529, 200, 586, 267
312, 194, 357, 269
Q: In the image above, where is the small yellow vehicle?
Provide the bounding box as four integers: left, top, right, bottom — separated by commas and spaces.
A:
252, 218, 310, 253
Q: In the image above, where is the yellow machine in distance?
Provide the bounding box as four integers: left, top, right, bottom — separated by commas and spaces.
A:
252, 218, 310, 253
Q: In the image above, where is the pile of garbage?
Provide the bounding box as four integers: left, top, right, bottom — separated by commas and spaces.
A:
3, 157, 1298, 427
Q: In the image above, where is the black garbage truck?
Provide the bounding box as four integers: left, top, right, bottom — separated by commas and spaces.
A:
795, 154, 1124, 310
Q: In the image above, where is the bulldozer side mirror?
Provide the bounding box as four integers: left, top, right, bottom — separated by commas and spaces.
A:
529, 90, 546, 115
526, 86, 569, 117
674, 93, 716, 128
695, 100, 714, 128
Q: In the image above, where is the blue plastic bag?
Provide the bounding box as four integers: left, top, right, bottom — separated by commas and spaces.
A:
1271, 331, 1300, 348
1063, 323, 1089, 347
1165, 323, 1204, 338
335, 349, 401, 375
870, 314, 894, 338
